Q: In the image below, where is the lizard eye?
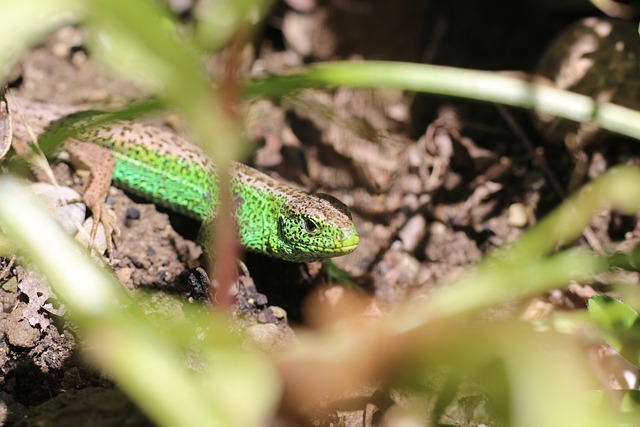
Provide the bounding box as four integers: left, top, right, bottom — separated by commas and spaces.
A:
302, 218, 318, 234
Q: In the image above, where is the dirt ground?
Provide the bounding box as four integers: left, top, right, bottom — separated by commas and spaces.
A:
2, 0, 640, 425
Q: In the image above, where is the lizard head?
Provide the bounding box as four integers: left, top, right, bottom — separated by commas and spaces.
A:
277, 193, 359, 262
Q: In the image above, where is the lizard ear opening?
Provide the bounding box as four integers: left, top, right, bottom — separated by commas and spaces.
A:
278, 216, 287, 240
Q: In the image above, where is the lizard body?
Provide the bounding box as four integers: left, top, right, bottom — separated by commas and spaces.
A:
9, 96, 359, 262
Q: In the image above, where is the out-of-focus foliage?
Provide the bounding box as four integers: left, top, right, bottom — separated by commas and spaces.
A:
2, 1, 640, 426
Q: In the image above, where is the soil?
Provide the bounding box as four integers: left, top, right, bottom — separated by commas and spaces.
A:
2, 1, 640, 426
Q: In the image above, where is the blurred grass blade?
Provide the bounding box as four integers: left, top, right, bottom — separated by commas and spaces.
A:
30, 97, 165, 157
85, 0, 244, 176
0, 177, 122, 316
589, 296, 639, 335
86, 0, 187, 91
498, 325, 617, 427
606, 244, 640, 271
194, 0, 274, 50
391, 165, 640, 334
0, 0, 83, 81
201, 347, 281, 427
84, 0, 246, 272
246, 61, 640, 141
0, 177, 279, 427
589, 295, 640, 366
619, 390, 640, 414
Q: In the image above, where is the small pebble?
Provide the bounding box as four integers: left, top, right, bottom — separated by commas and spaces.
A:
398, 215, 427, 252
246, 323, 280, 351
125, 206, 140, 220
429, 221, 447, 236
282, 11, 315, 56
520, 298, 554, 322
51, 42, 69, 58
253, 293, 268, 307
269, 306, 287, 320
1, 276, 18, 293
85, 89, 109, 102
0, 399, 7, 425
256, 308, 277, 324
116, 268, 133, 284
29, 183, 86, 235
507, 203, 529, 228
156, 271, 173, 283
75, 217, 107, 255
285, 0, 317, 12
70, 48, 88, 67
5, 307, 40, 348
322, 286, 345, 307
51, 26, 85, 64
129, 256, 144, 269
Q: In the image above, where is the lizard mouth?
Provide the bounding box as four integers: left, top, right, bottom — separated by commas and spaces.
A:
299, 237, 359, 255
288, 228, 360, 260
327, 231, 360, 254
336, 242, 359, 253
335, 244, 358, 255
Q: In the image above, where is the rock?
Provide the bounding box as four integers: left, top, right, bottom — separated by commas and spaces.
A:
534, 17, 640, 148
29, 183, 86, 235
282, 11, 315, 57
5, 305, 41, 348
0, 397, 7, 425
246, 323, 281, 352
507, 203, 529, 228
285, 0, 317, 13
398, 215, 427, 252
269, 306, 288, 320
75, 217, 107, 255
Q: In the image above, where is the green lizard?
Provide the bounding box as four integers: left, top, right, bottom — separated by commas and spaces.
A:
8, 95, 359, 262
